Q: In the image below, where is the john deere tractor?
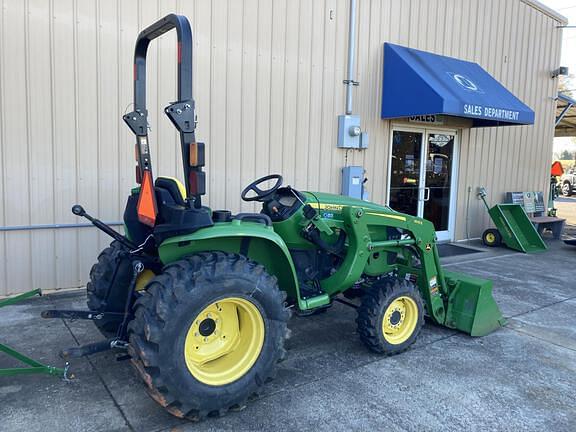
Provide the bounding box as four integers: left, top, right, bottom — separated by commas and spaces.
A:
48, 14, 505, 420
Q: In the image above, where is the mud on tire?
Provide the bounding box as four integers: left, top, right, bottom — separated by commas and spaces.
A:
86, 241, 133, 336
128, 252, 291, 420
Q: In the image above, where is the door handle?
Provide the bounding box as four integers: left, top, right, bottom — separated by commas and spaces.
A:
424, 187, 430, 201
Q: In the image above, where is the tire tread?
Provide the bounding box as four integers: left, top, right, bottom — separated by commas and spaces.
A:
129, 251, 290, 421
356, 278, 424, 355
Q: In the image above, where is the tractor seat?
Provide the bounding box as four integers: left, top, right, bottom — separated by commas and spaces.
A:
152, 176, 214, 243
155, 177, 187, 207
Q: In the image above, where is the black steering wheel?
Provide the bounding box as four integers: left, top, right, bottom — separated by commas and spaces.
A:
241, 174, 283, 202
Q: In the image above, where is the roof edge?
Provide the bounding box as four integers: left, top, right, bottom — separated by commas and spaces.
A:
521, 0, 568, 25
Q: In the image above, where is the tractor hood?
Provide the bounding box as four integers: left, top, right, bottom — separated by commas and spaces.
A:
303, 191, 393, 214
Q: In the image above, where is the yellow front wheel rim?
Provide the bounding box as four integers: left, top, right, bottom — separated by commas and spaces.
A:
184, 297, 265, 386
485, 232, 496, 244
382, 296, 418, 345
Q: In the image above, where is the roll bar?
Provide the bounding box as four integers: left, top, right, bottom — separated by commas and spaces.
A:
123, 14, 205, 225
133, 14, 193, 110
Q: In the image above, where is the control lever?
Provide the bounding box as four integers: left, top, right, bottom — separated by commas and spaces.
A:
301, 204, 333, 236
72, 205, 136, 249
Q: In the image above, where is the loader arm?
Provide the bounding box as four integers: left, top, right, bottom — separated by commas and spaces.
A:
313, 205, 504, 336
318, 206, 448, 325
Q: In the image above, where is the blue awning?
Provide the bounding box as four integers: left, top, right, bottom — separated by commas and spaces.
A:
381, 43, 535, 127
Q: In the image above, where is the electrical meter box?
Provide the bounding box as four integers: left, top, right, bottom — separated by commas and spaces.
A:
337, 115, 368, 149
341, 166, 364, 199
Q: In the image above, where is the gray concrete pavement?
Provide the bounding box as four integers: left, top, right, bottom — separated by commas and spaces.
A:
1, 239, 575, 432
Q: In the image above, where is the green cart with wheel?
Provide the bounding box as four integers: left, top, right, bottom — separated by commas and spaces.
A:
478, 188, 547, 253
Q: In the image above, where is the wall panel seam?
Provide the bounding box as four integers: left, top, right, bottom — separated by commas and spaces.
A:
0, 0, 6, 294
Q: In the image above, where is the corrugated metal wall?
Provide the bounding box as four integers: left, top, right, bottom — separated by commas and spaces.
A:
0, 0, 563, 295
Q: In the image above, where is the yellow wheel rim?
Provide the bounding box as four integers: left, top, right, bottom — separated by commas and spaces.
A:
485, 232, 496, 244
382, 296, 418, 345
184, 297, 265, 386
135, 269, 155, 291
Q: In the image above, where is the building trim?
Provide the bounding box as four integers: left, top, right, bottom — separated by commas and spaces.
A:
521, 0, 569, 25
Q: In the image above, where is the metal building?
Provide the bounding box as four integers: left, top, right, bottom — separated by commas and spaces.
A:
0, 0, 567, 295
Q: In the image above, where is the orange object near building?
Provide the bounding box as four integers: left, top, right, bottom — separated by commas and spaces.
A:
551, 161, 564, 177
137, 171, 158, 226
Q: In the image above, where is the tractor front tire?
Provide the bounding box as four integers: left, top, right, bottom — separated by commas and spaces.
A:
356, 278, 424, 355
128, 252, 290, 420
86, 241, 133, 336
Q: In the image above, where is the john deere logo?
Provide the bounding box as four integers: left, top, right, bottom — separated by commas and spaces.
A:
447, 72, 484, 93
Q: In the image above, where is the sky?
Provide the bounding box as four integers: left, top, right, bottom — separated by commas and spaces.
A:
539, 0, 576, 155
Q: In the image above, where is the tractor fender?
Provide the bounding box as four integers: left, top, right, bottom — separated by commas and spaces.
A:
157, 221, 300, 302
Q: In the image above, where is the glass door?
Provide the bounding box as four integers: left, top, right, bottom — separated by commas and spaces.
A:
388, 130, 424, 217
388, 128, 457, 242
423, 131, 456, 241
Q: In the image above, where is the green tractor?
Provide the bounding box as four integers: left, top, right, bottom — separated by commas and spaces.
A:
49, 14, 505, 420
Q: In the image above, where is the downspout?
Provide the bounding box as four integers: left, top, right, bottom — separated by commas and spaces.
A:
337, 0, 367, 201
344, 0, 358, 115
337, 0, 366, 151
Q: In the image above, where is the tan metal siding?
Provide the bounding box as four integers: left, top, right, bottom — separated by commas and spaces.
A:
0, 0, 563, 295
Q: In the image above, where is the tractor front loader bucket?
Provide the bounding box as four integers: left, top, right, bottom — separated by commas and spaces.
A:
443, 271, 506, 337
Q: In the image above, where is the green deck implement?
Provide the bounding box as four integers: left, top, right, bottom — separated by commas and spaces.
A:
0, 289, 67, 378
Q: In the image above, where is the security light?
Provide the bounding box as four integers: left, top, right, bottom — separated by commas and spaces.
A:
551, 66, 569, 78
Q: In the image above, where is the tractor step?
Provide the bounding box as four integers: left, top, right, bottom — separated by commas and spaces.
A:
294, 302, 333, 317
299, 293, 331, 310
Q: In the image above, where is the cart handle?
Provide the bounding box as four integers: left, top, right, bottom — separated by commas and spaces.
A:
477, 187, 491, 211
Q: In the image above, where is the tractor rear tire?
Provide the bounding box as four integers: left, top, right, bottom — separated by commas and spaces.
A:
482, 228, 502, 247
128, 252, 291, 420
356, 278, 424, 355
86, 241, 132, 336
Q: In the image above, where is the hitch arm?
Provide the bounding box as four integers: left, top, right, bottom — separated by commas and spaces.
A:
60, 338, 127, 360
41, 310, 126, 321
